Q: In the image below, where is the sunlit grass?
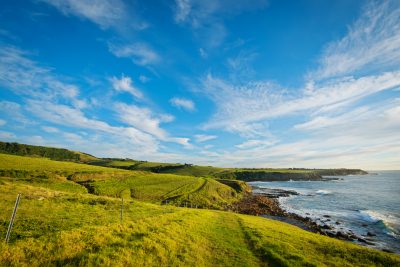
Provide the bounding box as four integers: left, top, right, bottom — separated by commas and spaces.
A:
0, 154, 399, 266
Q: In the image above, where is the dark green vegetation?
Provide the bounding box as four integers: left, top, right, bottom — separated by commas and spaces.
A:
0, 152, 398, 266
0, 141, 97, 162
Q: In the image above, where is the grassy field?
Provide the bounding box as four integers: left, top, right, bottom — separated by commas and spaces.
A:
1, 181, 399, 266
90, 158, 316, 177
1, 153, 398, 266
0, 154, 243, 208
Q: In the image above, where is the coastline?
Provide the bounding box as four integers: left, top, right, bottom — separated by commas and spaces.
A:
234, 186, 395, 253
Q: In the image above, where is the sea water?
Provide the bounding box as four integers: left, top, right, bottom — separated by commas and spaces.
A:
250, 171, 400, 253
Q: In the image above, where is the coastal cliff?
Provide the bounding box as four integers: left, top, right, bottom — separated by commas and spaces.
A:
215, 168, 368, 182
215, 171, 323, 181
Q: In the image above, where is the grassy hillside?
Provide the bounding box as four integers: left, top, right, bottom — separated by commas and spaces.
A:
0, 153, 398, 266
0, 153, 243, 208
0, 176, 398, 266
0, 141, 97, 162
0, 142, 368, 181
90, 158, 367, 181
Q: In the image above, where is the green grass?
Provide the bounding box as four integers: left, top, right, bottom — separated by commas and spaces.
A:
0, 153, 128, 173
0, 153, 243, 208
0, 181, 398, 266
89, 158, 320, 180
0, 153, 398, 266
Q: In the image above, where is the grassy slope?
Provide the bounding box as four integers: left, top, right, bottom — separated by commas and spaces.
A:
0, 154, 242, 207
92, 159, 314, 177
0, 154, 398, 266
0, 181, 398, 266
0, 141, 98, 162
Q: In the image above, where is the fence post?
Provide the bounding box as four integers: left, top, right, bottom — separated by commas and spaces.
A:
120, 197, 124, 223
5, 193, 21, 243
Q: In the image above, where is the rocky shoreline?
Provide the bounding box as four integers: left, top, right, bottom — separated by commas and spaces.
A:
234, 187, 391, 252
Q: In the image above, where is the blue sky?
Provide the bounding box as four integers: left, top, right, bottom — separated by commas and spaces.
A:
0, 0, 399, 169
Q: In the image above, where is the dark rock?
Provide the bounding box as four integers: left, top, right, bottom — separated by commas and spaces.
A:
335, 221, 341, 225
361, 223, 368, 227
358, 238, 367, 243
321, 224, 333, 230
325, 230, 336, 237
336, 231, 349, 239
252, 188, 299, 198
349, 234, 358, 240
323, 215, 331, 218
367, 231, 376, 237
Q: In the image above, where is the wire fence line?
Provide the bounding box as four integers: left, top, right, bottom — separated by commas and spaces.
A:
1, 193, 221, 244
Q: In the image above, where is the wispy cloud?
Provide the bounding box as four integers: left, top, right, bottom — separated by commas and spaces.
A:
111, 75, 143, 99
0, 44, 190, 158
233, 101, 400, 169
235, 139, 277, 149
194, 134, 217, 143
40, 0, 129, 30
189, 0, 400, 168
0, 119, 6, 126
0, 100, 31, 125
0, 45, 87, 109
114, 103, 192, 147
0, 131, 16, 140
199, 48, 207, 58
170, 97, 196, 111
41, 126, 59, 133
174, 0, 191, 23
108, 42, 160, 66
139, 75, 150, 83
173, 0, 267, 47
311, 0, 400, 80
26, 99, 160, 153
114, 103, 170, 140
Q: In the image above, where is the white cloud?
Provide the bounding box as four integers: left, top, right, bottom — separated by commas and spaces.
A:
199, 48, 207, 58
111, 75, 143, 99
63, 132, 84, 143
0, 119, 6, 126
108, 42, 160, 66
40, 0, 127, 30
0, 100, 31, 125
294, 100, 400, 136
0, 45, 87, 109
311, 0, 400, 80
114, 103, 190, 147
115, 103, 168, 139
201, 71, 400, 134
170, 97, 196, 111
174, 0, 191, 22
26, 99, 161, 153
194, 134, 217, 143
173, 0, 267, 47
41, 126, 59, 133
197, 1, 400, 136
0, 43, 193, 159
186, 1, 400, 169
235, 139, 277, 149
139, 74, 150, 83
0, 131, 16, 140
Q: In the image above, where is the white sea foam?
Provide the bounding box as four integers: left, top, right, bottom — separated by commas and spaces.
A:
359, 210, 400, 236
316, 190, 332, 195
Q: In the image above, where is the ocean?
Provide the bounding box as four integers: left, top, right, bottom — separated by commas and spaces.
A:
249, 171, 400, 253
